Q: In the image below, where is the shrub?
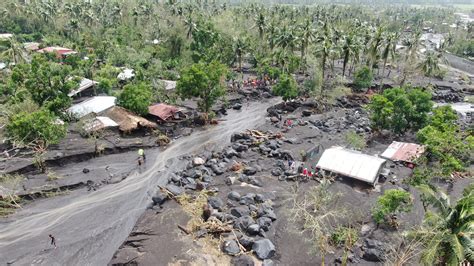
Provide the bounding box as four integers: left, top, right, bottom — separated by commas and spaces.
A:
372, 189, 413, 226
272, 74, 298, 101
353, 66, 373, 92
330, 226, 359, 247
117, 82, 153, 116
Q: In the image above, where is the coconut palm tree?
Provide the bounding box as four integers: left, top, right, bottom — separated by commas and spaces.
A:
254, 12, 266, 39
367, 26, 384, 70
233, 37, 248, 72
419, 51, 441, 81
275, 25, 297, 52
413, 184, 474, 265
341, 34, 355, 77
379, 32, 399, 88
0, 37, 27, 64
298, 18, 316, 70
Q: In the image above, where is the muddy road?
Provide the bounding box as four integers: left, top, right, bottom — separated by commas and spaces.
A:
0, 99, 279, 266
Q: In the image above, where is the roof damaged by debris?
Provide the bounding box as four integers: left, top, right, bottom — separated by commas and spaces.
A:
103, 106, 156, 132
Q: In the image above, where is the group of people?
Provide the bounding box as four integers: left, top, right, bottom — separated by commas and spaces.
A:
228, 76, 277, 91
288, 159, 321, 180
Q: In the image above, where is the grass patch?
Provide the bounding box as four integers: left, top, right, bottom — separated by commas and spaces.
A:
344, 130, 366, 150
47, 171, 63, 181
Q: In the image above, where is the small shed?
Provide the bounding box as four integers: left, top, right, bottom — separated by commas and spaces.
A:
67, 96, 116, 118
316, 146, 386, 186
103, 106, 157, 132
381, 141, 425, 164
148, 103, 179, 121
83, 116, 118, 133
68, 78, 99, 97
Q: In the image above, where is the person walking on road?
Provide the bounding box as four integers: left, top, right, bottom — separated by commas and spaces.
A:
49, 234, 56, 249
138, 149, 145, 161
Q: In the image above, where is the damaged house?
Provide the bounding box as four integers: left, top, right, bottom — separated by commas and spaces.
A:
381, 141, 425, 166
316, 146, 386, 186
102, 106, 157, 133
148, 103, 186, 122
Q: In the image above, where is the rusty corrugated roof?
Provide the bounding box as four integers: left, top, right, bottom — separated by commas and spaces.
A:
148, 104, 178, 121
381, 141, 425, 163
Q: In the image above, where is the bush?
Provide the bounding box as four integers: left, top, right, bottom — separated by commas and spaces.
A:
353, 66, 373, 92
368, 87, 432, 134
272, 74, 298, 101
372, 189, 413, 226
117, 82, 153, 116
330, 226, 358, 247
6, 109, 67, 146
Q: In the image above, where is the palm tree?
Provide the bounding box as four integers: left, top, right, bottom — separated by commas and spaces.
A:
379, 32, 398, 88
254, 12, 266, 39
233, 37, 248, 72
413, 184, 474, 265
275, 26, 297, 52
418, 51, 441, 81
0, 37, 26, 64
367, 26, 384, 70
298, 19, 316, 70
184, 15, 197, 39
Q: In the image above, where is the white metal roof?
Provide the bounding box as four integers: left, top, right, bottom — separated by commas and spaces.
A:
159, 79, 177, 90
68, 78, 99, 97
68, 96, 116, 118
316, 146, 386, 184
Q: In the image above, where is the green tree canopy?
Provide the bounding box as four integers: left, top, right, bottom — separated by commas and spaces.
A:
272, 73, 298, 101
117, 82, 153, 116
368, 86, 433, 134
417, 106, 473, 176
7, 55, 77, 114
6, 109, 66, 146
177, 60, 228, 114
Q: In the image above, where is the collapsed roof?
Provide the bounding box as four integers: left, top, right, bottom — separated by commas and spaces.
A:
148, 103, 179, 121
316, 146, 386, 185
103, 106, 156, 132
83, 116, 118, 133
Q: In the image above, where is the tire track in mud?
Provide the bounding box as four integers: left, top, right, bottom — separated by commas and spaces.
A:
0, 99, 279, 266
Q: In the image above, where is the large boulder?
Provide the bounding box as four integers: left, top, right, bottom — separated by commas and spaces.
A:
222, 240, 240, 255
252, 239, 276, 260
231, 255, 255, 266
193, 157, 205, 166
363, 239, 385, 262
228, 191, 241, 201
152, 191, 168, 205
230, 206, 251, 218
208, 196, 224, 210
243, 167, 257, 176
165, 184, 184, 196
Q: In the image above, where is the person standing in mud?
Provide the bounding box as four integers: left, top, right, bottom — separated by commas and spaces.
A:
49, 234, 56, 249
138, 148, 145, 162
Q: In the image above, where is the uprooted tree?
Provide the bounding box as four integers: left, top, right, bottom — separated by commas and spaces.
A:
177, 60, 228, 116
6, 109, 67, 172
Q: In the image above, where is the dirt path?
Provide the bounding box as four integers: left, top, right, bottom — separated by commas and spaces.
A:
0, 98, 279, 266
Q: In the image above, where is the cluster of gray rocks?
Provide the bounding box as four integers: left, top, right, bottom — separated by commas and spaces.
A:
150, 132, 280, 263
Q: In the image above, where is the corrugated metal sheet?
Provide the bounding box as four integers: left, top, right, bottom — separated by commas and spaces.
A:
68, 78, 98, 97
148, 103, 178, 121
159, 80, 177, 90
316, 146, 386, 184
68, 96, 116, 118
83, 116, 118, 133
381, 141, 425, 163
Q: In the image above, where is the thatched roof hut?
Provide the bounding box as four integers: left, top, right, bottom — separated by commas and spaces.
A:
102, 106, 156, 132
